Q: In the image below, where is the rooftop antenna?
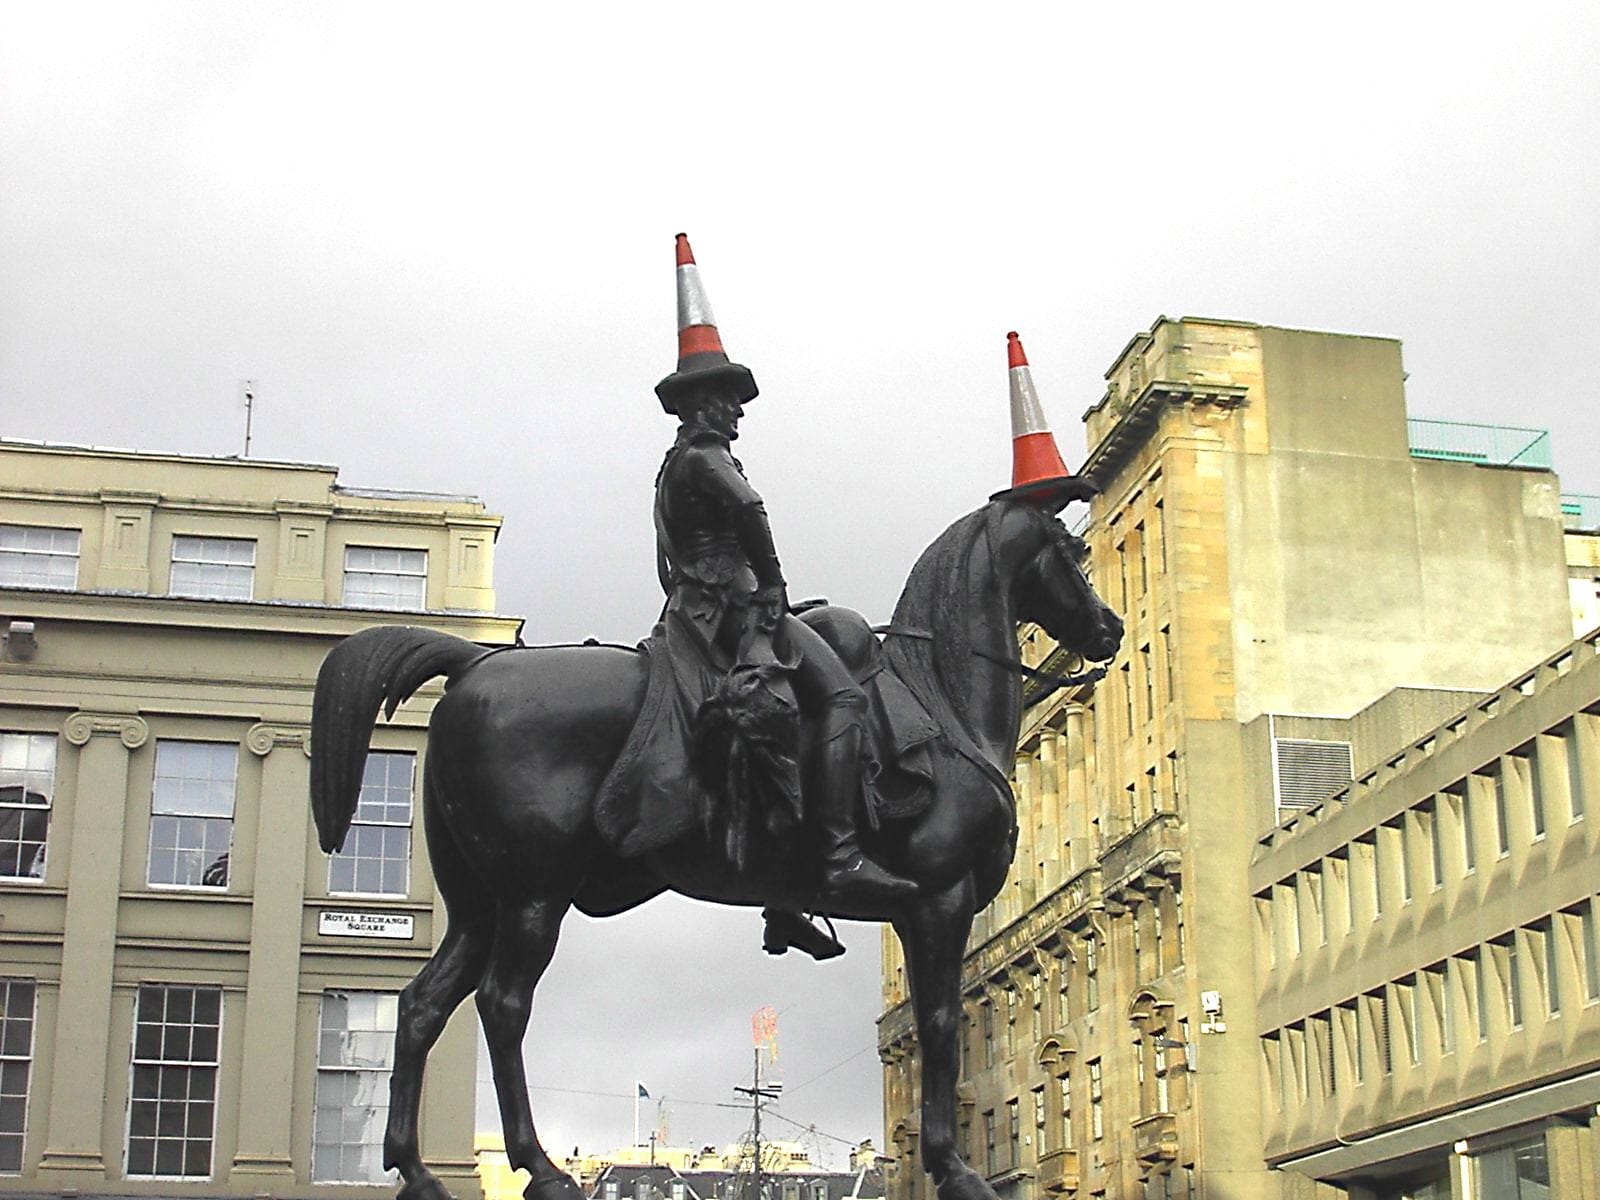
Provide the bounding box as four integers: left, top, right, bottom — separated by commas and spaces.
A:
241, 379, 258, 456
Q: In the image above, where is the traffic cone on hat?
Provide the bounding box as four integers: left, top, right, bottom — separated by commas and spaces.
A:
990, 331, 1096, 509
655, 233, 758, 414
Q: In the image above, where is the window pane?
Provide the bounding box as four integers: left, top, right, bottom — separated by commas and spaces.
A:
0, 734, 56, 880
329, 753, 413, 897
314, 991, 399, 1183
126, 986, 220, 1179
0, 525, 80, 589
169, 536, 256, 601
342, 547, 427, 611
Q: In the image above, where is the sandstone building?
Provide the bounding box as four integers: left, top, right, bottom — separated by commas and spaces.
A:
877, 319, 1593, 1200
0, 439, 521, 1198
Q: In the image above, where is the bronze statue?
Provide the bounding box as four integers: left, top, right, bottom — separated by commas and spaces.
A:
648, 234, 916, 958
308, 242, 1122, 1200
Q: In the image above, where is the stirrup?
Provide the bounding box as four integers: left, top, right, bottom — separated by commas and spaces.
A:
762, 908, 845, 961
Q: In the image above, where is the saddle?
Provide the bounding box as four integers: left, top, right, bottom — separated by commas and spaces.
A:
593, 605, 942, 860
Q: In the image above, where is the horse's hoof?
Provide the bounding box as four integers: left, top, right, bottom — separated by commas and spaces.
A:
933, 1163, 997, 1200
397, 1175, 455, 1200
524, 1173, 584, 1200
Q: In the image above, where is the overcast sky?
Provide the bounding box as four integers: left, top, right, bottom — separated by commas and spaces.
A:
5, 0, 1600, 1171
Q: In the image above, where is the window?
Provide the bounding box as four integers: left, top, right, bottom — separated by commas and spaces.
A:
1006, 1097, 1020, 1165
314, 991, 398, 1182
982, 1110, 996, 1172
1004, 987, 1018, 1058
1088, 1059, 1103, 1140
981, 1001, 994, 1067
1173, 888, 1186, 966
1032, 1085, 1046, 1150
328, 752, 414, 896
1474, 1135, 1549, 1199
1491, 768, 1511, 856
1121, 663, 1134, 733
1030, 972, 1043, 1043
148, 742, 236, 888
1538, 920, 1561, 1017
1583, 902, 1600, 1004
1084, 937, 1100, 1012
1135, 523, 1148, 595
1447, 783, 1477, 873
343, 547, 427, 611
1564, 723, 1586, 821
1153, 1036, 1171, 1110
1058, 1073, 1073, 1147
1473, 947, 1491, 1042
1502, 936, 1524, 1030
1338, 1002, 1363, 1085
1426, 964, 1454, 1054
0, 979, 35, 1173
1153, 897, 1166, 974
1389, 820, 1412, 904
1519, 746, 1546, 839
1423, 802, 1443, 889
126, 984, 221, 1178
1140, 644, 1154, 716
1359, 834, 1382, 919
0, 733, 54, 879
168, 536, 255, 601
1310, 867, 1328, 946
0, 525, 79, 590
1056, 958, 1071, 1028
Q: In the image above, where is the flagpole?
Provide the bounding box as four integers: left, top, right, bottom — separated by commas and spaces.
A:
634, 1084, 639, 1148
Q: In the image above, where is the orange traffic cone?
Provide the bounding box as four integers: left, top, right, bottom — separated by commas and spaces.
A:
991, 331, 1096, 508
655, 233, 758, 414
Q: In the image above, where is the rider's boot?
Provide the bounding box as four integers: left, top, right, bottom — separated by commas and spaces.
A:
762, 908, 846, 960
815, 710, 918, 904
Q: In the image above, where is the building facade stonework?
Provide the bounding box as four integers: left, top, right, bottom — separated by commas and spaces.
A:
0, 440, 522, 1198
877, 319, 1593, 1200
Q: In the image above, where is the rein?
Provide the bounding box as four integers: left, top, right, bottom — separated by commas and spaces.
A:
873, 624, 1108, 702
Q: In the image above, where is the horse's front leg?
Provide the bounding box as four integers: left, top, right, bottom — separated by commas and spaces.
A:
894, 879, 996, 1200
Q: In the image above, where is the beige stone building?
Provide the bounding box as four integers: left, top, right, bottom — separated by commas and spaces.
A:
1251, 627, 1600, 1198
877, 318, 1589, 1199
0, 439, 522, 1198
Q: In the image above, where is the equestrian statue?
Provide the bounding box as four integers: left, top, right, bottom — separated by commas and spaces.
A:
309, 234, 1124, 1200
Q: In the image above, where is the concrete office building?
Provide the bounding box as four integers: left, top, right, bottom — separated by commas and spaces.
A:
1251, 628, 1600, 1198
0, 439, 521, 1198
878, 318, 1588, 1199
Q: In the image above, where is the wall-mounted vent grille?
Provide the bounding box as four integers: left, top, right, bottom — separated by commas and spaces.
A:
1274, 738, 1353, 813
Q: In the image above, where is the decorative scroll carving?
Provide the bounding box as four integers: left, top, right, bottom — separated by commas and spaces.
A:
62, 711, 149, 749
246, 723, 312, 758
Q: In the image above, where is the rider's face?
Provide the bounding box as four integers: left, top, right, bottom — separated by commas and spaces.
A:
691, 390, 744, 440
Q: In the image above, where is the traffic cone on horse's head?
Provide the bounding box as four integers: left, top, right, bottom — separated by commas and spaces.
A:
990, 330, 1097, 510
656, 233, 759, 414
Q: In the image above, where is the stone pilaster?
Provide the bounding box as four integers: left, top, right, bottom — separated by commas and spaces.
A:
229, 723, 312, 1187
36, 711, 147, 1181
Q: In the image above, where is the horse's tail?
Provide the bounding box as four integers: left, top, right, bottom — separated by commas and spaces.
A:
310, 625, 488, 853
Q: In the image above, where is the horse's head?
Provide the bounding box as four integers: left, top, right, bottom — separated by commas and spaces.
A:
1004, 502, 1124, 663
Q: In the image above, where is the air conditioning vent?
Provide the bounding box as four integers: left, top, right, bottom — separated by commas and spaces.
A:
1274, 738, 1353, 813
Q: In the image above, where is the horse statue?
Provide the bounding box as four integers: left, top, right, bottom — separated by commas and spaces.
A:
309, 496, 1123, 1200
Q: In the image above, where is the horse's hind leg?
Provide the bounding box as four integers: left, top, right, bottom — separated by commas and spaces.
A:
384, 914, 494, 1200
478, 896, 582, 1200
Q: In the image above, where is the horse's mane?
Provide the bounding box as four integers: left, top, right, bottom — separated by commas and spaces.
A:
882, 502, 1017, 754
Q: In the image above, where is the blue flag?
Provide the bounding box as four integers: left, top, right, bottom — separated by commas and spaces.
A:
637, 1083, 650, 1099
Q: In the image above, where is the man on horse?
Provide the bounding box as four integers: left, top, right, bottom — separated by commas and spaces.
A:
654, 234, 917, 953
